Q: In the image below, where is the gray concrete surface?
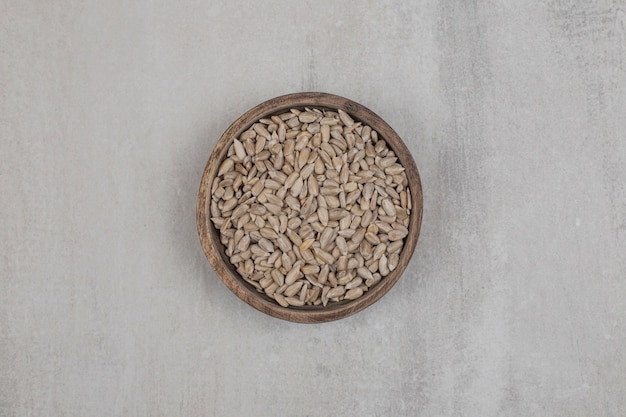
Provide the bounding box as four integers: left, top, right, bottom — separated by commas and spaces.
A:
2, 1, 625, 416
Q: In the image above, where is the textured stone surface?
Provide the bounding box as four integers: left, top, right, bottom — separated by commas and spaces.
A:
1, 1, 625, 416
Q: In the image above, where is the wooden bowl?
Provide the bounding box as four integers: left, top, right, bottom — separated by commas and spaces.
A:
197, 92, 423, 323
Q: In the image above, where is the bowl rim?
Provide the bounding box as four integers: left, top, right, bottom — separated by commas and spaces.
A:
197, 92, 423, 323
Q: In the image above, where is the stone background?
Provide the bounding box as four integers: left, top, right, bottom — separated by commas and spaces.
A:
2, 1, 625, 416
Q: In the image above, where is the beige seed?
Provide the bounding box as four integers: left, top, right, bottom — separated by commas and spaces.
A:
300, 163, 315, 179
259, 227, 279, 240
338, 109, 354, 127
211, 217, 225, 228
298, 111, 318, 123
339, 215, 352, 230
336, 255, 348, 271
264, 179, 281, 190
319, 228, 335, 251
347, 258, 360, 270
379, 255, 390, 276
298, 148, 310, 169
237, 235, 251, 252
328, 272, 338, 288
244, 140, 256, 157
308, 175, 320, 196
274, 293, 290, 307
336, 236, 348, 255
325, 195, 340, 208
327, 286, 346, 299
266, 194, 284, 207
365, 275, 381, 288
300, 238, 315, 251
366, 223, 379, 235
328, 208, 348, 221
361, 210, 374, 228
388, 253, 399, 271
314, 157, 325, 174
301, 264, 320, 275
385, 164, 405, 175
299, 284, 309, 302
284, 138, 295, 156
233, 139, 246, 161
265, 203, 282, 216
318, 265, 330, 285
337, 272, 353, 286
344, 287, 364, 300
250, 244, 267, 257
339, 224, 356, 238
388, 229, 408, 241
214, 186, 225, 199
221, 197, 238, 213
285, 263, 302, 285
318, 207, 329, 226
253, 123, 270, 139
345, 277, 363, 290
373, 243, 387, 259
308, 286, 321, 303
241, 129, 256, 140
314, 248, 335, 265
320, 124, 330, 142
300, 248, 315, 263
271, 270, 285, 286
387, 240, 403, 254
285, 195, 301, 211
356, 267, 374, 280
285, 296, 305, 307
290, 176, 304, 196
381, 198, 396, 217
285, 281, 303, 297
364, 232, 380, 245
351, 228, 366, 244
218, 158, 234, 176
295, 133, 310, 150
360, 240, 373, 259
265, 282, 279, 295
231, 204, 249, 220
259, 276, 273, 289
321, 286, 330, 306
251, 180, 264, 196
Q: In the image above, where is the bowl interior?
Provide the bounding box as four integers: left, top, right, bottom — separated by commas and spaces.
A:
197, 92, 423, 323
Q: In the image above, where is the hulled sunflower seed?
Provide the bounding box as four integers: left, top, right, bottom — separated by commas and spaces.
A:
344, 287, 364, 300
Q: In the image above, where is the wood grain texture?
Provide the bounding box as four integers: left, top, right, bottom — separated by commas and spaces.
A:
197, 92, 423, 323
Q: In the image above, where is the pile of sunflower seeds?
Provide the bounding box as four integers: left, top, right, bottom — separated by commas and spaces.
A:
210, 107, 411, 307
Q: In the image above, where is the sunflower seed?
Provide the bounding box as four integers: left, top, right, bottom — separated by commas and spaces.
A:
356, 267, 374, 280
388, 253, 399, 271
344, 287, 364, 300
338, 109, 354, 127
345, 277, 363, 290
285, 296, 305, 307
285, 264, 302, 285
285, 281, 303, 297
388, 229, 408, 241
327, 286, 346, 299
379, 254, 390, 276
387, 240, 403, 254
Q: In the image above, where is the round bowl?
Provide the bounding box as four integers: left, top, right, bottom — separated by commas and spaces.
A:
197, 92, 423, 323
